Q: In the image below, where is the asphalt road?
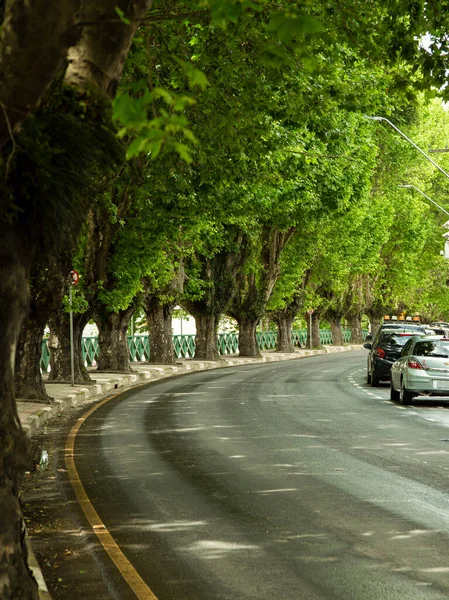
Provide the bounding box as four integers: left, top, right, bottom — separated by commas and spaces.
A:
73, 350, 449, 600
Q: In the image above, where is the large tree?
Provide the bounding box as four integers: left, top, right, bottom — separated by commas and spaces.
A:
0, 2, 152, 596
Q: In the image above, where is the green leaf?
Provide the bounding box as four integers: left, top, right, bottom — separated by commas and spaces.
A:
115, 6, 131, 25
267, 11, 325, 42
125, 137, 147, 159
147, 140, 163, 160
112, 95, 147, 128
174, 142, 193, 163
153, 87, 174, 105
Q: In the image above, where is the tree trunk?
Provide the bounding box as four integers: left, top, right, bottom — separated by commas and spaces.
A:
145, 301, 176, 365
193, 312, 220, 361
143, 262, 185, 365
366, 311, 383, 337
15, 317, 52, 403
0, 0, 78, 149
96, 307, 134, 372
237, 318, 261, 358
346, 313, 364, 344
369, 315, 382, 336
64, 1, 152, 98
312, 312, 321, 348
276, 313, 295, 353
47, 309, 91, 383
15, 262, 68, 403
305, 311, 321, 349
0, 228, 38, 598
328, 315, 344, 346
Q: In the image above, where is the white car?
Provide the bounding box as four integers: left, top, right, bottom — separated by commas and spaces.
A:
390, 335, 449, 404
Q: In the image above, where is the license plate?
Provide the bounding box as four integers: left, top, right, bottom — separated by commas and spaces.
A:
435, 380, 449, 390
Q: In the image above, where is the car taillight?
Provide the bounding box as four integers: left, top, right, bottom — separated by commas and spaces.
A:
408, 359, 423, 370
374, 348, 386, 359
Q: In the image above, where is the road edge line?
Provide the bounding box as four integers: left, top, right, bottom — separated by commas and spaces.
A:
65, 394, 159, 600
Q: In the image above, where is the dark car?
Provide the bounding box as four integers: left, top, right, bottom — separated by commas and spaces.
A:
364, 330, 420, 386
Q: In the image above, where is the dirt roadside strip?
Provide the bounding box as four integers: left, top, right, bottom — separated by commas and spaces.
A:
18, 345, 362, 600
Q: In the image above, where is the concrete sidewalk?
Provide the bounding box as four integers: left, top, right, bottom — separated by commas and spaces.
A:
18, 344, 361, 599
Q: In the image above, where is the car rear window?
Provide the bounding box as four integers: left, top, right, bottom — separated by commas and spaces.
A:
429, 328, 446, 335
380, 325, 424, 333
414, 340, 449, 357
380, 333, 413, 346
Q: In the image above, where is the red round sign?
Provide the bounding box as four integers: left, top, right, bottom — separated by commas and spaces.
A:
70, 270, 80, 286
307, 309, 314, 315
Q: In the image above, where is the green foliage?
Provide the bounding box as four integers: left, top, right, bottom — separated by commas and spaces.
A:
113, 84, 201, 162
33, 0, 449, 330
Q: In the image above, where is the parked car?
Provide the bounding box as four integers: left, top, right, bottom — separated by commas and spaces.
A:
430, 321, 449, 328
390, 335, 449, 404
364, 330, 418, 386
426, 326, 449, 337
364, 323, 430, 343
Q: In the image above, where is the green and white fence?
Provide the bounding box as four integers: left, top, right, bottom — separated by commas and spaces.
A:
40, 329, 366, 371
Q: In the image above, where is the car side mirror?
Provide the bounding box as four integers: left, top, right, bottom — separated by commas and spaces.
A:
363, 342, 372, 350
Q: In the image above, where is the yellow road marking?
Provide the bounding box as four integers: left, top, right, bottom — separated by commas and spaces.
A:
65, 394, 158, 600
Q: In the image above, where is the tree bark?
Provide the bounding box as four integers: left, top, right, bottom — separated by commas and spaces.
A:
368, 315, 382, 336
305, 311, 321, 349
193, 312, 220, 361
183, 248, 241, 361
0, 227, 38, 599
276, 313, 295, 353
327, 312, 344, 346
0, 0, 78, 149
312, 312, 321, 348
271, 289, 307, 353
64, 1, 152, 98
143, 262, 185, 364
345, 313, 364, 344
15, 262, 69, 403
228, 226, 295, 358
15, 319, 51, 404
329, 318, 344, 346
96, 306, 134, 372
365, 306, 384, 337
47, 309, 91, 383
145, 301, 176, 365
237, 317, 261, 358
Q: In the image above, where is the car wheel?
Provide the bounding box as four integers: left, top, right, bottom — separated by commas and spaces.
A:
390, 383, 400, 401
400, 380, 414, 405
371, 369, 380, 386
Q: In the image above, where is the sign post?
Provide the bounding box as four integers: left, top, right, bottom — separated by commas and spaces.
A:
69, 270, 79, 386
307, 309, 314, 350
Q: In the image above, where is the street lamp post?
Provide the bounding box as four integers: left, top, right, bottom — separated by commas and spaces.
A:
363, 115, 449, 181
